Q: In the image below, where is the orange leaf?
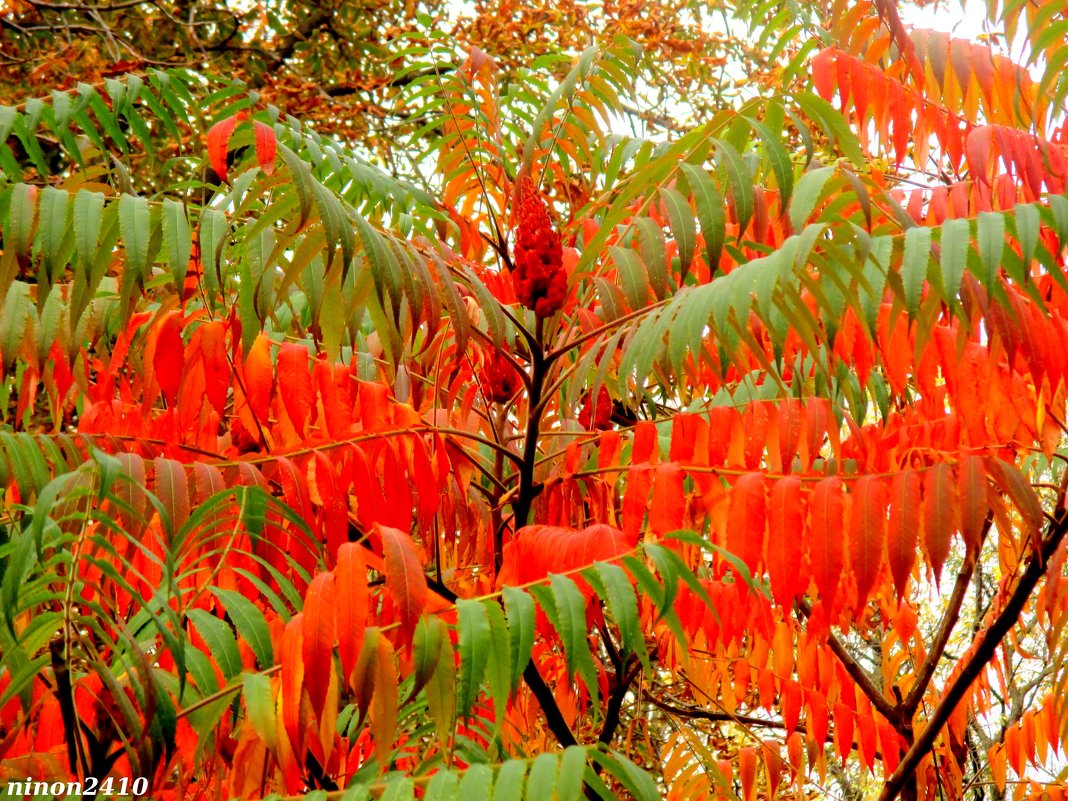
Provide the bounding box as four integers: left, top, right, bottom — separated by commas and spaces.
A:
810, 477, 845, 612
768, 477, 804, 609
243, 334, 274, 427
738, 746, 757, 801
280, 614, 305, 763
254, 120, 277, 176
334, 543, 368, 687
276, 342, 312, 437
152, 312, 185, 407
850, 475, 887, 611
923, 462, 958, 582
888, 470, 921, 597
379, 524, 428, 646
763, 739, 783, 799
856, 712, 878, 773
370, 635, 398, 766
302, 572, 336, 718
207, 112, 246, 182
194, 321, 230, 417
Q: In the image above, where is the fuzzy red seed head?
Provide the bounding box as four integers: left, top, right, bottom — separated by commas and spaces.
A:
579, 386, 613, 430
513, 176, 566, 317
482, 351, 521, 403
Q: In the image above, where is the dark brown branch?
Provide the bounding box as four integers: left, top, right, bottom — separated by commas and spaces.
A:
524, 662, 579, 747
599, 659, 641, 746
879, 510, 1068, 801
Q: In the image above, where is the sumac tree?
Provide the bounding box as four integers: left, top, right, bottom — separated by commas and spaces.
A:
1, 1, 1068, 800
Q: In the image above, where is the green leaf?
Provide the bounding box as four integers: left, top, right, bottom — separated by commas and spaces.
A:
424, 770, 459, 801
589, 562, 646, 668
544, 574, 598, 703
590, 749, 659, 801
456, 598, 491, 719
1014, 201, 1039, 267
634, 217, 670, 298
118, 192, 150, 286
209, 587, 273, 668
659, 187, 696, 280
426, 636, 457, 739
610, 246, 650, 310
714, 138, 753, 240
277, 143, 314, 227
900, 225, 931, 320
162, 198, 192, 290
482, 599, 511, 719
73, 189, 105, 273
680, 163, 726, 272
557, 746, 589, 801
457, 764, 493, 801
502, 586, 535, 694
35, 187, 69, 279
0, 281, 31, 371
492, 759, 528, 801
187, 608, 242, 680
745, 115, 794, 209
8, 182, 38, 255
199, 207, 228, 300
412, 614, 446, 702
789, 166, 834, 232
976, 211, 1004, 288
939, 217, 970, 303
241, 671, 278, 750
526, 752, 560, 801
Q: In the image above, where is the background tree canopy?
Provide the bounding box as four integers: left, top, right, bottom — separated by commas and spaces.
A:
2, 0, 1068, 800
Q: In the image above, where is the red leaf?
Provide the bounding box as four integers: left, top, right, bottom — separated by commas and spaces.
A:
380, 444, 413, 531
379, 524, 428, 646
958, 455, 988, 551
650, 463, 685, 536
334, 543, 368, 687
410, 436, 440, 527
253, 121, 277, 176
302, 572, 336, 718
277, 342, 312, 437
622, 465, 652, 540
810, 477, 845, 612
888, 470, 921, 597
498, 523, 635, 594
154, 457, 190, 533
728, 472, 766, 578
768, 477, 805, 609
206, 112, 246, 183
923, 462, 958, 582
850, 475, 887, 611
152, 312, 185, 407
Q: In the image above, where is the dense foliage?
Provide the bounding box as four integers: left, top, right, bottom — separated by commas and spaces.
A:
2, 0, 1068, 799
